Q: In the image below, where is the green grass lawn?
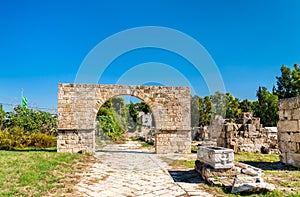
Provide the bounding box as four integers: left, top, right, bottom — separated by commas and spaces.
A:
234, 152, 280, 163
0, 150, 90, 197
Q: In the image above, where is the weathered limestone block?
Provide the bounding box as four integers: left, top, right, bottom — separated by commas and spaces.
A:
57, 130, 94, 153
194, 160, 275, 194
278, 141, 289, 153
278, 96, 300, 110
292, 133, 300, 142
197, 146, 234, 169
277, 120, 299, 132
278, 96, 300, 167
194, 160, 237, 186
231, 177, 275, 194
285, 153, 300, 167
292, 109, 300, 120
155, 130, 191, 154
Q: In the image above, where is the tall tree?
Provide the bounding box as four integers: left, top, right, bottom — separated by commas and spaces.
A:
210, 91, 226, 119
225, 92, 241, 119
111, 97, 127, 116
191, 95, 213, 127
210, 92, 241, 119
254, 86, 278, 126
201, 96, 213, 125
291, 63, 300, 96
274, 64, 300, 99
239, 99, 254, 113
136, 102, 150, 114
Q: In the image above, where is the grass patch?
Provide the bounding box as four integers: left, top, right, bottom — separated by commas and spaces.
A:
234, 152, 280, 163
141, 142, 153, 147
170, 160, 195, 168
0, 150, 91, 196
191, 147, 198, 153
130, 137, 139, 141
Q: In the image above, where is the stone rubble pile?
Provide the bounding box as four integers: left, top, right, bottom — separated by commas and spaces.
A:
192, 112, 279, 154
194, 146, 275, 194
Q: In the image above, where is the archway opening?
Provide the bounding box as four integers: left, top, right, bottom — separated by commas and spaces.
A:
95, 95, 155, 151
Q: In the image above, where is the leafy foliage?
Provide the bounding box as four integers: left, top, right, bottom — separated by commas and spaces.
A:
97, 97, 150, 141
239, 99, 254, 113
210, 91, 226, 118
206, 92, 241, 119
191, 95, 213, 127
224, 92, 241, 119
0, 106, 57, 150
191, 90, 278, 127
254, 86, 278, 127
3, 106, 57, 135
274, 64, 300, 99
0, 127, 56, 150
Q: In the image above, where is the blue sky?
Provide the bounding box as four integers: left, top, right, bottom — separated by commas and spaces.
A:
0, 0, 300, 111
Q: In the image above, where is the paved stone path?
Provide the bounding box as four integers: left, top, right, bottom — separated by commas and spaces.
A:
75, 141, 213, 197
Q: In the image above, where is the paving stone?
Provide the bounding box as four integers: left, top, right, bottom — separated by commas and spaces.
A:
74, 141, 212, 196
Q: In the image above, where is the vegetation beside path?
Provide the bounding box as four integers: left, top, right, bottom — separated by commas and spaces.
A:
0, 150, 95, 197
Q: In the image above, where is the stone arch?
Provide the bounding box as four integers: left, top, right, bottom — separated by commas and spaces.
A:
57, 83, 191, 154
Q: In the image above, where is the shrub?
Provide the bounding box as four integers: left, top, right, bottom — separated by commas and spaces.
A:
3, 106, 57, 135
0, 127, 56, 150
29, 132, 57, 148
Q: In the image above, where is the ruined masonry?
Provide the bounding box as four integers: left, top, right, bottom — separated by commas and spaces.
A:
193, 113, 279, 154
278, 96, 300, 167
57, 83, 191, 154
217, 113, 278, 154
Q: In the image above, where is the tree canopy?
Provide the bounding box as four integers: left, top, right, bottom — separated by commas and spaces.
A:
254, 86, 278, 127
96, 97, 151, 141
274, 64, 300, 99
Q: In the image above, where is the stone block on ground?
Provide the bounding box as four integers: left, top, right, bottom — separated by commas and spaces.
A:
231, 177, 275, 194
197, 146, 234, 169
195, 160, 275, 194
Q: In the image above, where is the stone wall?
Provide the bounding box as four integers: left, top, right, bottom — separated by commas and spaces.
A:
57, 83, 191, 154
155, 130, 191, 154
215, 113, 278, 153
278, 96, 300, 167
57, 130, 95, 153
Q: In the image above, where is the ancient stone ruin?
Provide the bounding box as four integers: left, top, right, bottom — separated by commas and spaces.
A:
195, 145, 275, 194
192, 113, 279, 154
57, 83, 191, 154
278, 96, 300, 168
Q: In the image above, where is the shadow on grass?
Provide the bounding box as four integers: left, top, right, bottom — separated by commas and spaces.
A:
238, 161, 299, 171
168, 169, 205, 184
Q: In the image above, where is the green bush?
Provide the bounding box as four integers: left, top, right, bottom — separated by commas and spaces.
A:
3, 106, 57, 135
0, 127, 56, 150
29, 132, 56, 148
0, 127, 28, 150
